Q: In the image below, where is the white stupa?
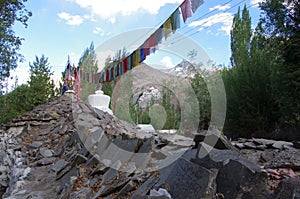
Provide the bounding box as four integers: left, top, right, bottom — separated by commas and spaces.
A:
88, 90, 113, 115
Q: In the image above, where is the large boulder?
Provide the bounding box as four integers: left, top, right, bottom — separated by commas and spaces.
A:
216, 159, 270, 199
192, 143, 239, 169
193, 129, 238, 151
154, 157, 217, 199
274, 178, 300, 199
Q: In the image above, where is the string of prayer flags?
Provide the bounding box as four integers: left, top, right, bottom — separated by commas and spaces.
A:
79, 0, 204, 84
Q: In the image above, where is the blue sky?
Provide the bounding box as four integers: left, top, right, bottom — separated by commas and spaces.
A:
11, 0, 264, 87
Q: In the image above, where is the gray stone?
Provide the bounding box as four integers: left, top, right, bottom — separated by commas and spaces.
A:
29, 141, 43, 149
93, 176, 130, 197
117, 180, 135, 197
72, 154, 88, 166
216, 159, 269, 199
232, 142, 245, 149
264, 150, 300, 170
243, 142, 259, 149
193, 130, 238, 151
272, 141, 293, 150
112, 138, 140, 153
193, 143, 239, 169
161, 134, 194, 147
94, 134, 111, 156
122, 162, 136, 177
36, 157, 56, 166
100, 140, 133, 165
52, 159, 69, 173
57, 167, 79, 194
39, 148, 53, 158
38, 130, 50, 136
156, 158, 217, 199
59, 176, 78, 199
253, 138, 275, 148
59, 124, 69, 135
131, 173, 159, 198
70, 187, 92, 199
180, 148, 197, 161
101, 160, 122, 185
274, 178, 300, 199
84, 128, 103, 152
92, 187, 106, 199
85, 156, 99, 167
56, 165, 72, 180
131, 138, 152, 169
89, 163, 108, 176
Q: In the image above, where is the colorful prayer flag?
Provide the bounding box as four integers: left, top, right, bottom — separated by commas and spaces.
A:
180, 0, 192, 23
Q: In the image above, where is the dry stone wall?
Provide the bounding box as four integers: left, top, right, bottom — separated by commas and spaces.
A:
0, 93, 299, 199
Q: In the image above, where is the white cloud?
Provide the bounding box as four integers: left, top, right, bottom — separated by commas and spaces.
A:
66, 0, 182, 21
109, 17, 116, 24
189, 12, 234, 35
83, 14, 96, 22
58, 12, 84, 26
250, 0, 266, 6
93, 27, 105, 35
161, 56, 175, 68
209, 4, 230, 11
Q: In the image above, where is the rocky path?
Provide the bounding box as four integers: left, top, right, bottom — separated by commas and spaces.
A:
0, 92, 299, 199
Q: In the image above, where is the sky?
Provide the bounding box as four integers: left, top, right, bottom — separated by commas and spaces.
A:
9, 0, 265, 89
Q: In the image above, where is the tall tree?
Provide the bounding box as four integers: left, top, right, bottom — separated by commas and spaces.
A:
223, 5, 278, 137
259, 0, 300, 127
78, 42, 98, 102
27, 55, 55, 108
0, 0, 32, 92
230, 5, 251, 67
191, 71, 211, 130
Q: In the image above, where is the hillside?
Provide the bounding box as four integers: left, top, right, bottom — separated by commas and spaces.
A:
0, 92, 299, 198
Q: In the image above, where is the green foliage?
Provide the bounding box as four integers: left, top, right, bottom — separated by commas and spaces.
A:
102, 80, 114, 100
230, 5, 251, 67
141, 106, 151, 124
27, 55, 55, 108
191, 72, 211, 130
222, 6, 279, 137
160, 89, 180, 129
222, 2, 300, 138
0, 0, 32, 91
78, 42, 98, 102
0, 84, 32, 123
0, 55, 56, 124
259, 0, 300, 127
